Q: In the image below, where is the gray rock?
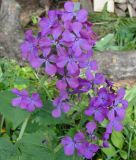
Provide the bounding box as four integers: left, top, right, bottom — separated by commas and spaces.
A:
80, 0, 93, 12
128, 3, 136, 17
0, 0, 23, 59
114, 0, 127, 3
94, 51, 136, 81
116, 3, 127, 11
132, 1, 136, 8
115, 7, 126, 16
39, 0, 50, 8
129, 0, 135, 4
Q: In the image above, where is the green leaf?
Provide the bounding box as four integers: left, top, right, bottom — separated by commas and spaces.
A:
31, 16, 38, 25
111, 131, 124, 149
17, 132, 53, 160
0, 137, 19, 160
125, 86, 136, 103
95, 34, 114, 51
55, 149, 73, 160
119, 150, 127, 159
0, 91, 29, 129
33, 100, 71, 126
131, 137, 136, 151
102, 144, 116, 157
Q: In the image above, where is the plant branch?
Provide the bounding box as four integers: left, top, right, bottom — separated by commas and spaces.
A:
17, 114, 30, 141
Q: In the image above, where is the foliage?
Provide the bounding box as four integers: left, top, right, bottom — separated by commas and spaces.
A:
90, 9, 136, 51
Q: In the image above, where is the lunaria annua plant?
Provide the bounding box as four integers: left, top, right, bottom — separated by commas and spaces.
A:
12, 1, 128, 159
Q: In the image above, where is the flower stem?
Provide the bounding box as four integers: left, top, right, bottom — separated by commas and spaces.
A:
127, 131, 133, 159
0, 115, 4, 132
33, 71, 52, 100
17, 115, 30, 141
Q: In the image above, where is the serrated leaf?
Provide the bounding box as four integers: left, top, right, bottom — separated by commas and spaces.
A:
111, 131, 124, 149
0, 91, 30, 129
33, 100, 71, 126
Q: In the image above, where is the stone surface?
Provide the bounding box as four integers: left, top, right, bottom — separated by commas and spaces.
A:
128, 3, 136, 17
0, 0, 23, 59
39, 0, 50, 8
114, 0, 127, 3
80, 0, 93, 12
115, 7, 126, 16
133, 1, 136, 8
129, 0, 135, 4
94, 51, 136, 81
107, 0, 114, 12
115, 3, 127, 11
16, 0, 46, 26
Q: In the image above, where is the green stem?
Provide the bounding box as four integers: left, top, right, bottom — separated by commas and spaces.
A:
72, 154, 77, 160
33, 72, 52, 100
17, 115, 30, 141
128, 105, 136, 159
128, 131, 133, 159
0, 116, 4, 132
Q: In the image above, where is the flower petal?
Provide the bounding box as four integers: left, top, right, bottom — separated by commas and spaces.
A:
67, 78, 79, 89
52, 108, 61, 118
86, 121, 97, 134
45, 62, 57, 76
12, 97, 21, 107
76, 9, 88, 22
64, 1, 74, 12
61, 102, 70, 113
56, 79, 67, 91
72, 22, 82, 37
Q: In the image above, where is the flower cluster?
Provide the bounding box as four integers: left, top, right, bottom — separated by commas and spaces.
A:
61, 132, 99, 159
20, 1, 97, 118
12, 88, 43, 112
20, 1, 128, 159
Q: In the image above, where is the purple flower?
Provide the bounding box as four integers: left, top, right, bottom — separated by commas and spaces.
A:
106, 118, 123, 133
103, 141, 109, 148
20, 30, 39, 61
56, 48, 80, 76
61, 136, 75, 156
11, 89, 43, 112
83, 142, 99, 159
39, 10, 58, 35
52, 91, 70, 118
94, 73, 105, 85
61, 132, 86, 157
86, 121, 97, 134
85, 60, 98, 80
70, 78, 92, 94
62, 1, 75, 22
56, 77, 79, 91
85, 105, 107, 122
74, 132, 86, 155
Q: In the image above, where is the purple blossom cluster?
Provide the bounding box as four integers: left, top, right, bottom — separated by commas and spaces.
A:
19, 1, 128, 159
61, 132, 99, 159
12, 89, 43, 112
